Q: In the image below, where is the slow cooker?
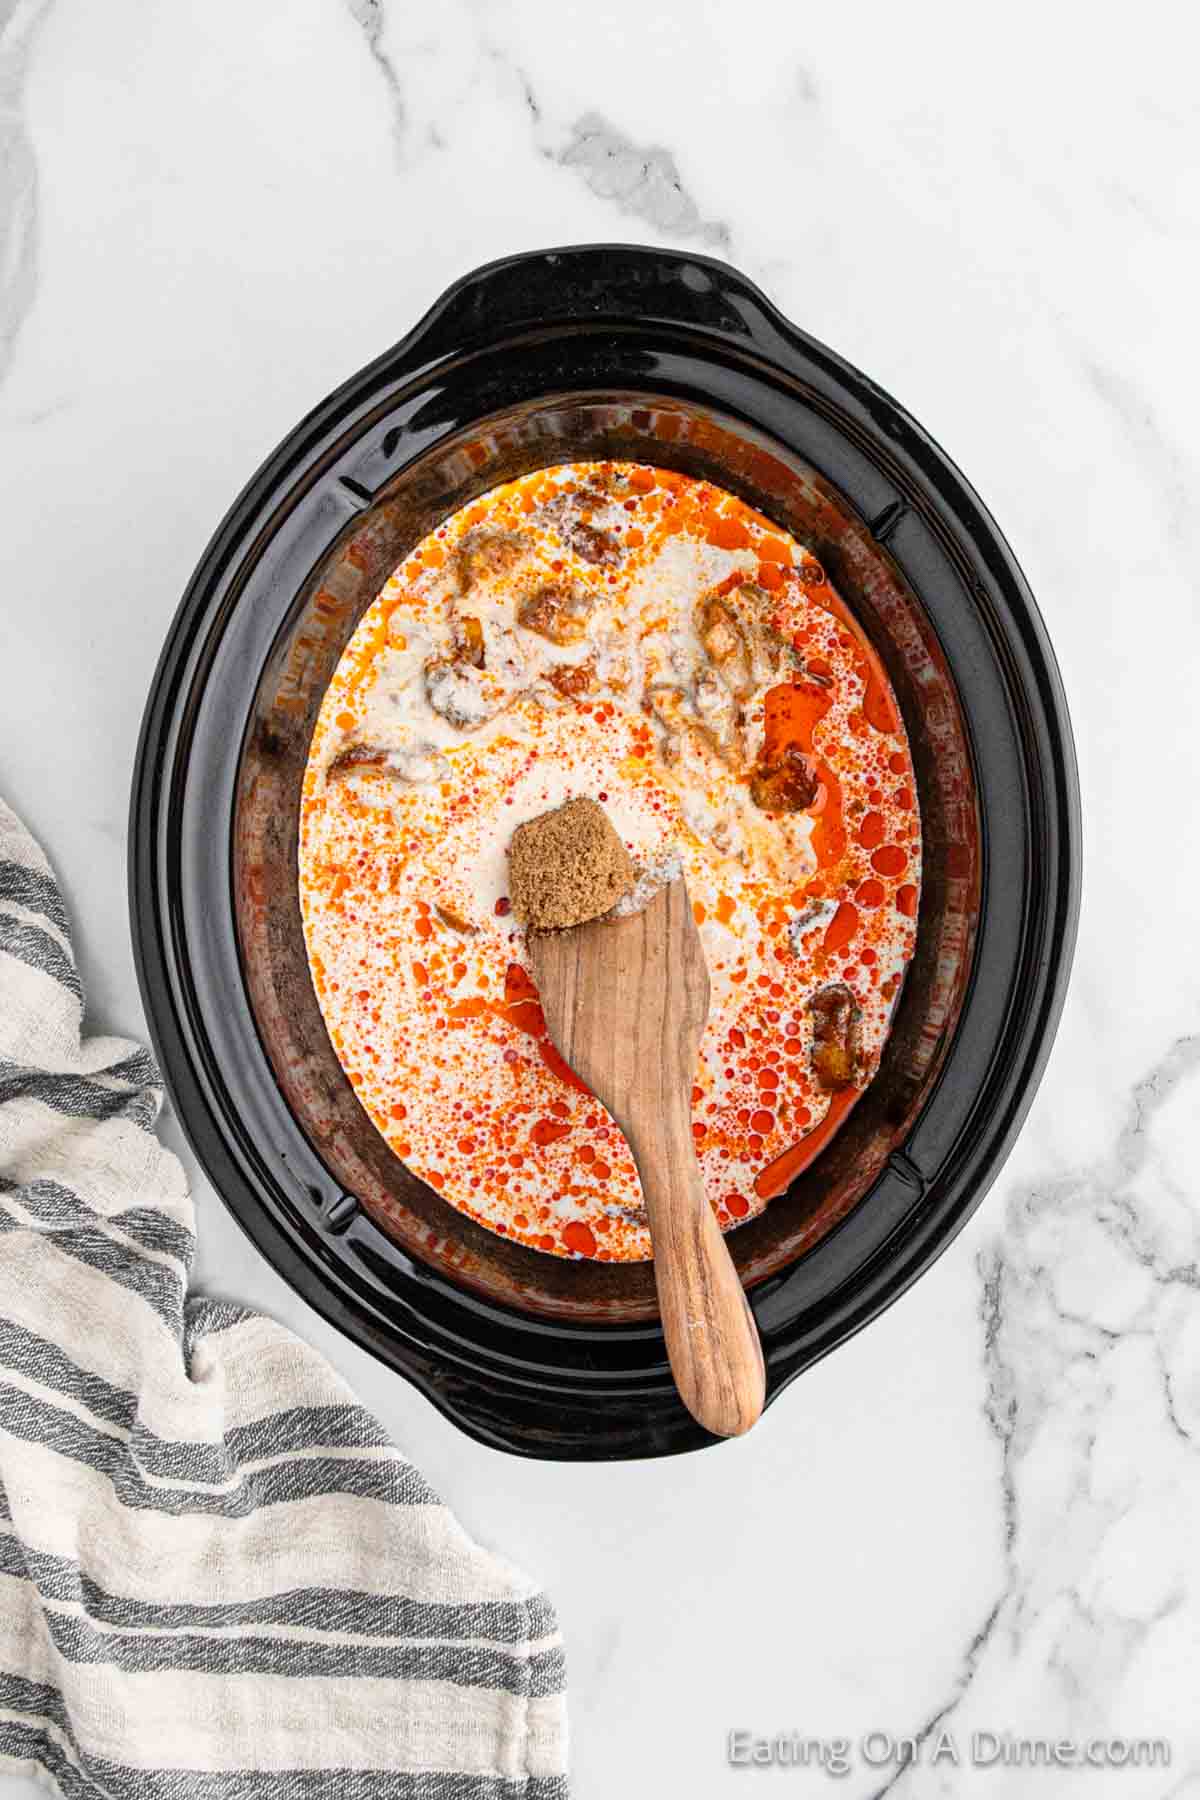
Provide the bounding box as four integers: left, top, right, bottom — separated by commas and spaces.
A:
130, 245, 1080, 1459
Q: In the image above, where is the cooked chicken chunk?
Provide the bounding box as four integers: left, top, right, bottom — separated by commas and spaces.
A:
641, 684, 687, 765
537, 486, 622, 565
692, 667, 739, 758
453, 614, 485, 668
425, 611, 529, 730
699, 596, 754, 699
644, 677, 741, 768
518, 582, 593, 646
736, 587, 792, 688
749, 745, 820, 813
809, 983, 861, 1092
456, 527, 528, 591
645, 683, 692, 733
327, 743, 388, 779
424, 660, 507, 731
547, 658, 598, 699
700, 596, 746, 665
326, 742, 450, 785
433, 901, 477, 934
699, 586, 794, 701
562, 518, 619, 565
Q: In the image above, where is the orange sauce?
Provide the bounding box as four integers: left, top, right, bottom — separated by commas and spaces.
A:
753, 1087, 861, 1198
299, 461, 921, 1260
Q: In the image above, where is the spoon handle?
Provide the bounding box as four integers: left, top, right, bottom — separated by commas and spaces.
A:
624, 1095, 766, 1439
529, 879, 765, 1438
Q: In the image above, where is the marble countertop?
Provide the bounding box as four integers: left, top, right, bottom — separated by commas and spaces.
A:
3, 1, 1198, 1793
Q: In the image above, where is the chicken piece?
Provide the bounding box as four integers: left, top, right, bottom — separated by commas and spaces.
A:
700, 597, 745, 666
562, 518, 619, 566
424, 659, 505, 731
701, 586, 794, 700
453, 614, 485, 669
692, 667, 739, 759
647, 679, 739, 765
749, 746, 820, 813
547, 658, 597, 699
573, 472, 623, 501
698, 596, 754, 699
592, 634, 631, 693
457, 527, 528, 591
425, 605, 531, 728
518, 582, 593, 646
644, 684, 692, 766
698, 594, 744, 673
538, 485, 622, 565
637, 629, 678, 696
735, 585, 795, 688
540, 482, 609, 520
326, 743, 388, 779
394, 745, 452, 785
645, 683, 691, 732
433, 901, 477, 934
809, 983, 861, 1092
326, 742, 450, 785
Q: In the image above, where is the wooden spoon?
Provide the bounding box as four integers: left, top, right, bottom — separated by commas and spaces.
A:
530, 877, 766, 1438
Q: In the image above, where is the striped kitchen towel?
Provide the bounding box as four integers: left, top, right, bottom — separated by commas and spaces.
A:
0, 795, 568, 1799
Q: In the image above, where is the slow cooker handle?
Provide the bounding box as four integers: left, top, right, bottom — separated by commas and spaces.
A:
402, 245, 780, 362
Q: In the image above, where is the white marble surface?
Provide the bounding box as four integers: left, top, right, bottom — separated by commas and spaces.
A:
2, 1, 1199, 1793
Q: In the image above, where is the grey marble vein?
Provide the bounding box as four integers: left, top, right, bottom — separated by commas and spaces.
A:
869, 1033, 1200, 1795
0, 0, 51, 394
550, 112, 731, 249
1080, 356, 1196, 551
344, 0, 405, 156
794, 63, 820, 107
866, 1598, 1006, 1800
497, 49, 540, 125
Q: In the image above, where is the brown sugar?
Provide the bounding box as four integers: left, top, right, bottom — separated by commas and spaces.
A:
508, 797, 635, 930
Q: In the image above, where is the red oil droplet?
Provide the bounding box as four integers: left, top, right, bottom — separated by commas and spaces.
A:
857, 811, 885, 850
823, 902, 858, 953
871, 844, 908, 877
530, 1119, 571, 1147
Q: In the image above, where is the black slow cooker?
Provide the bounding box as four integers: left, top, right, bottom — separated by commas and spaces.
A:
130, 245, 1080, 1459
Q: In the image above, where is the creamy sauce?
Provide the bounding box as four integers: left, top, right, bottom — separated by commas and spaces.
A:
299, 463, 921, 1261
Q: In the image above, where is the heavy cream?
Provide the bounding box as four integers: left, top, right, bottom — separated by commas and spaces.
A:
299, 463, 921, 1261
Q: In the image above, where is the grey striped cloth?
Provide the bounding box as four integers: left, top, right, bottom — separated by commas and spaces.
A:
0, 796, 569, 1799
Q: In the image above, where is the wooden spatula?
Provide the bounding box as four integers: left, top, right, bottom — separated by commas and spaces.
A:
530, 878, 766, 1438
